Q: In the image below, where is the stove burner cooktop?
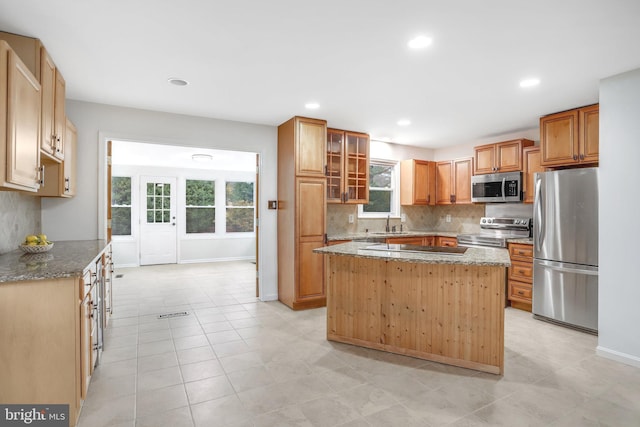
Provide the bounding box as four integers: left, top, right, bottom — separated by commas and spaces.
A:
457, 217, 531, 248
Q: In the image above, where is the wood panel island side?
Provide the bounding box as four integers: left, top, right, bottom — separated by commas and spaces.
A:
314, 242, 511, 375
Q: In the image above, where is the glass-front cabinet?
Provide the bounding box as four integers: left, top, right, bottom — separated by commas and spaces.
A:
326, 128, 369, 204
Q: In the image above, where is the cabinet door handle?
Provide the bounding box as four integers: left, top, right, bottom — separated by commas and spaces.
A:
573, 154, 578, 160
517, 290, 525, 295
580, 153, 584, 160
325, 165, 328, 176
427, 195, 430, 204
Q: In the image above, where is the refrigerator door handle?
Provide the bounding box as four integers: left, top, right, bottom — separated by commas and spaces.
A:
501, 177, 506, 201
536, 259, 599, 276
534, 176, 544, 248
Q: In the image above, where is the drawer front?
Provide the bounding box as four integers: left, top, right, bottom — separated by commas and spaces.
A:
509, 280, 532, 302
437, 237, 458, 247
386, 237, 424, 245
509, 243, 533, 261
509, 260, 533, 282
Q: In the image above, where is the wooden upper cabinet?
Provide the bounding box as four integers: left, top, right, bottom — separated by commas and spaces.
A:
522, 146, 543, 204
453, 157, 473, 204
0, 32, 66, 163
579, 104, 599, 163
40, 49, 56, 157
400, 159, 435, 205
474, 139, 533, 174
540, 104, 598, 167
52, 66, 66, 160
295, 117, 326, 177
37, 118, 76, 197
326, 129, 343, 203
435, 157, 473, 205
435, 161, 453, 205
326, 128, 369, 204
0, 41, 42, 192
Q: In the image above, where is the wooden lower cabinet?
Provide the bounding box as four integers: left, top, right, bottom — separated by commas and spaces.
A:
327, 239, 350, 246
278, 175, 327, 310
435, 236, 458, 247
0, 243, 111, 427
508, 242, 533, 311
386, 236, 424, 245
385, 235, 456, 247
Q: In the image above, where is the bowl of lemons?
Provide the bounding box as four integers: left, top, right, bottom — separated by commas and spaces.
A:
19, 234, 54, 253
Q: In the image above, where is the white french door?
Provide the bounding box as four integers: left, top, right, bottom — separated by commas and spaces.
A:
140, 176, 177, 265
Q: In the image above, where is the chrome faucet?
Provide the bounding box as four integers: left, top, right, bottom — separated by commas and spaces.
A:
386, 215, 390, 232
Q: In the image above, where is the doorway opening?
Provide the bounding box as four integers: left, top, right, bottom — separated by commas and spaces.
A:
107, 140, 260, 296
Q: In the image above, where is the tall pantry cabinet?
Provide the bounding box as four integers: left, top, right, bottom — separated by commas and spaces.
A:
277, 117, 327, 310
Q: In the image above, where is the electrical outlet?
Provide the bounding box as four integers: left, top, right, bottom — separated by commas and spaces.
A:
400, 214, 406, 223
446, 214, 452, 223
348, 214, 354, 224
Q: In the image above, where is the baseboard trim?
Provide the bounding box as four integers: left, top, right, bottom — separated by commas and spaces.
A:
596, 345, 640, 369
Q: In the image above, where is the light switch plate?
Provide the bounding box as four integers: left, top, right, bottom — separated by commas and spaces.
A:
400, 214, 406, 223
446, 214, 452, 223
348, 214, 354, 224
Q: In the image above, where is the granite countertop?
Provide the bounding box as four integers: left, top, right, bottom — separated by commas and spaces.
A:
507, 238, 534, 244
0, 240, 109, 283
314, 241, 511, 267
328, 230, 458, 241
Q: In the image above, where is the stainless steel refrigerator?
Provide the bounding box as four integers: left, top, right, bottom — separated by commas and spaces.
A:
533, 167, 598, 333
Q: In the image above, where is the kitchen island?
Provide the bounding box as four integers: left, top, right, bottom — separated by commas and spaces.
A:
314, 242, 510, 375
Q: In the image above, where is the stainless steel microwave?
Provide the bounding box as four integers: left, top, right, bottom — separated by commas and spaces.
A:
471, 171, 522, 203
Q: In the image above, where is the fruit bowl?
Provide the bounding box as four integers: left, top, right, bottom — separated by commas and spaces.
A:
19, 242, 54, 253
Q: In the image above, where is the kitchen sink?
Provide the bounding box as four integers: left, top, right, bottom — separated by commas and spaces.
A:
370, 232, 411, 235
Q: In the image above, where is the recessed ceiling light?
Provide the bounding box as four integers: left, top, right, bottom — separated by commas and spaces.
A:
397, 119, 411, 126
191, 154, 213, 162
305, 102, 320, 109
519, 78, 540, 88
168, 77, 189, 86
408, 35, 433, 49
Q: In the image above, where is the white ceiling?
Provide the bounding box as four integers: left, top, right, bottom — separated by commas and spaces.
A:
111, 141, 257, 171
1, 0, 639, 148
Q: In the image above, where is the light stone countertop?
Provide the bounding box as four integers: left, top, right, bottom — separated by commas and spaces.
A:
0, 240, 109, 283
507, 238, 534, 245
328, 230, 458, 241
314, 241, 511, 267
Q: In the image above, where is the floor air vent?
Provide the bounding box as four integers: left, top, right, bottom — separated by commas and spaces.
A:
115, 274, 124, 278
157, 311, 189, 319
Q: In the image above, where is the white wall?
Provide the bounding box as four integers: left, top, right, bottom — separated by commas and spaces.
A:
597, 68, 640, 367
41, 101, 278, 301
433, 128, 539, 161
370, 140, 434, 161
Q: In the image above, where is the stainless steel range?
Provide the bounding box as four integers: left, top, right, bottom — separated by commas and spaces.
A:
457, 217, 531, 248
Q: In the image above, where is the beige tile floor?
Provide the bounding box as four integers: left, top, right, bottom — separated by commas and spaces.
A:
77, 261, 640, 427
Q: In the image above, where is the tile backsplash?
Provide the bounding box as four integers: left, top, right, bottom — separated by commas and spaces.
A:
0, 192, 41, 254
327, 203, 486, 236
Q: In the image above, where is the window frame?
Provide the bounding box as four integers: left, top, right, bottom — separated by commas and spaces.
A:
184, 178, 216, 235
225, 180, 255, 234
358, 159, 400, 218
110, 175, 133, 237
